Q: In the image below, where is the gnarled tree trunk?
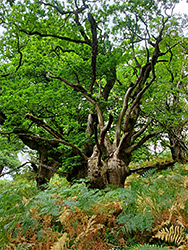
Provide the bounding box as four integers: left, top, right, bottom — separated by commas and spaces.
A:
88, 146, 131, 188
169, 133, 187, 164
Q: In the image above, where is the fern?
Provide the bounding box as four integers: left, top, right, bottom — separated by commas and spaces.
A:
132, 244, 170, 249
140, 168, 156, 178
153, 225, 185, 246
51, 232, 69, 250
116, 212, 153, 233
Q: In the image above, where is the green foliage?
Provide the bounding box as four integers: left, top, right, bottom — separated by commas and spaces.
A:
0, 0, 188, 247
130, 244, 170, 250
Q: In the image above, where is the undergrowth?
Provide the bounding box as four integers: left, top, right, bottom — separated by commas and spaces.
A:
1, 162, 188, 249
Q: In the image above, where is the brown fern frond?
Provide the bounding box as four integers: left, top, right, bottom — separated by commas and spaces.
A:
153, 225, 185, 246
50, 232, 69, 250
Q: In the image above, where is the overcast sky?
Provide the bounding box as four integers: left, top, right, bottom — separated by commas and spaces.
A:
174, 0, 188, 13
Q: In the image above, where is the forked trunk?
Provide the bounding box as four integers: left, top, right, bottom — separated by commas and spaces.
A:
88, 146, 131, 188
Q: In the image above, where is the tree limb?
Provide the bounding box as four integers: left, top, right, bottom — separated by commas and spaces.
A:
74, 12, 92, 46
38, 1, 89, 16
0, 36, 27, 77
131, 119, 152, 142
0, 162, 30, 178
99, 113, 113, 146
50, 46, 77, 56
88, 13, 98, 93
18, 133, 88, 161
20, 29, 90, 45
116, 132, 129, 157
123, 75, 155, 132
125, 131, 161, 154
24, 113, 63, 140
113, 84, 137, 147
130, 160, 175, 175
47, 74, 96, 104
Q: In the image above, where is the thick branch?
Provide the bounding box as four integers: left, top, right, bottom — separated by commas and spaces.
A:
114, 84, 137, 147
88, 13, 98, 93
99, 113, 113, 146
123, 75, 155, 132
18, 133, 88, 161
24, 113, 63, 140
95, 103, 112, 152
74, 12, 92, 46
130, 160, 175, 175
116, 132, 129, 157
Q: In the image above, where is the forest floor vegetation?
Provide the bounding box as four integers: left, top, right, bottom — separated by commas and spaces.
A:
1, 157, 188, 250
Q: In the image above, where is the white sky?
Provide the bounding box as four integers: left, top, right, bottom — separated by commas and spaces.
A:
0, 1, 187, 35
174, 0, 188, 14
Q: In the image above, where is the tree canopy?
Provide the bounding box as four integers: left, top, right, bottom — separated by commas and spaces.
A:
0, 0, 187, 188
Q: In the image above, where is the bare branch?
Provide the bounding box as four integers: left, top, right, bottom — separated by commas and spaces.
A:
130, 160, 175, 175
131, 119, 152, 142
95, 103, 112, 152
159, 42, 179, 57
74, 12, 92, 46
0, 36, 28, 77
15, 36, 23, 73
125, 131, 161, 154
116, 132, 129, 157
113, 83, 137, 147
38, 1, 91, 45
0, 131, 14, 135
38, 1, 89, 15
0, 162, 30, 178
50, 46, 77, 56
131, 35, 141, 69
123, 75, 156, 132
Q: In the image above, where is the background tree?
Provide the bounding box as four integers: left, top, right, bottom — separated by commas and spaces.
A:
142, 17, 188, 164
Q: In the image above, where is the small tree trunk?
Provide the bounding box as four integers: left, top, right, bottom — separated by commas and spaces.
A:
170, 143, 187, 164
36, 150, 59, 190
169, 134, 187, 164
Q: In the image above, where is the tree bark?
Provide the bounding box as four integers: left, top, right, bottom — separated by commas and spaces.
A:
36, 150, 59, 190
169, 134, 187, 164
88, 144, 131, 188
